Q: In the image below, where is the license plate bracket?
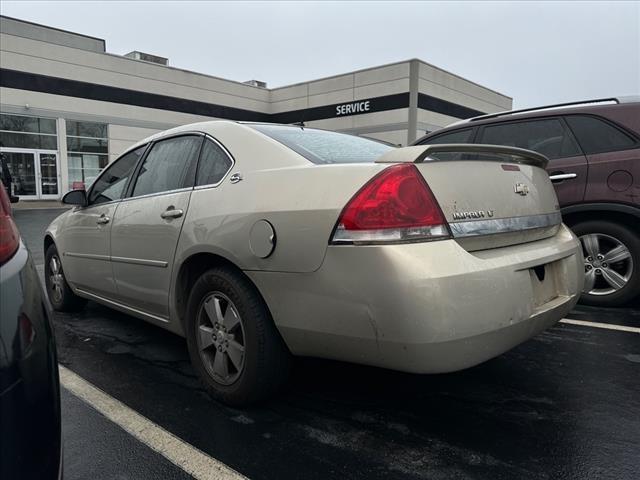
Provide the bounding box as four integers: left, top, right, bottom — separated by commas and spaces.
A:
530, 261, 559, 307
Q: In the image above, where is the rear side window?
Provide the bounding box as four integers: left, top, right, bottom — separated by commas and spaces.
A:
132, 135, 202, 197
423, 128, 474, 144
196, 139, 233, 186
479, 119, 581, 160
565, 115, 637, 154
251, 124, 393, 164
88, 145, 145, 205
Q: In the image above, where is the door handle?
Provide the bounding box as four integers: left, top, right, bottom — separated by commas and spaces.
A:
96, 214, 110, 225
549, 172, 577, 183
160, 208, 184, 219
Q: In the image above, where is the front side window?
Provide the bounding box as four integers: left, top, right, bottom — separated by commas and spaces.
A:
66, 120, 109, 190
479, 118, 581, 160
88, 145, 145, 205
251, 124, 393, 164
565, 115, 637, 154
196, 139, 233, 186
132, 135, 202, 197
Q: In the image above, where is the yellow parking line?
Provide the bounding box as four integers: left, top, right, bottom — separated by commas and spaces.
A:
59, 365, 247, 480
560, 318, 640, 334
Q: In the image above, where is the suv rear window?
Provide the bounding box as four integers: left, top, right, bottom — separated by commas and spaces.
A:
251, 124, 393, 164
423, 128, 474, 144
478, 118, 581, 160
420, 128, 476, 161
565, 115, 637, 154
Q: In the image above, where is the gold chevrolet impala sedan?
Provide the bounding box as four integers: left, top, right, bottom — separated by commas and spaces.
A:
44, 121, 584, 405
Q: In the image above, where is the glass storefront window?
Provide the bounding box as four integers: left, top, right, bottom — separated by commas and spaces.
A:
0, 113, 58, 150
66, 136, 108, 153
66, 120, 109, 190
0, 113, 60, 199
68, 153, 108, 190
0, 113, 57, 134
66, 120, 108, 138
0, 131, 58, 149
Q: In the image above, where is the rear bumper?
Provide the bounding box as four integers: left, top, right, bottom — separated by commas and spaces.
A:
0, 243, 62, 479
248, 224, 584, 373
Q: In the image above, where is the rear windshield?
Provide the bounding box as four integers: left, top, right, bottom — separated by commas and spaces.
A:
251, 124, 394, 164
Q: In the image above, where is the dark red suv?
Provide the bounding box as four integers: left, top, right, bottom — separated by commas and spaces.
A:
414, 97, 640, 307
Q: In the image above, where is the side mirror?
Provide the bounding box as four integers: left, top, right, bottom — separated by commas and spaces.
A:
62, 189, 87, 207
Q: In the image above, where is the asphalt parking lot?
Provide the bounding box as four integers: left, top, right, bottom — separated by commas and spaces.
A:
14, 208, 640, 480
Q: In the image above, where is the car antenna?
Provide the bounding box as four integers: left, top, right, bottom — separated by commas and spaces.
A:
293, 111, 306, 129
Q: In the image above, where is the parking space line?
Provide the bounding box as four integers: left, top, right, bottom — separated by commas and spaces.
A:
560, 318, 640, 334
59, 365, 246, 480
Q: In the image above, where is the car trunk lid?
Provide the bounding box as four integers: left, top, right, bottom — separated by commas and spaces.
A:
375, 144, 562, 251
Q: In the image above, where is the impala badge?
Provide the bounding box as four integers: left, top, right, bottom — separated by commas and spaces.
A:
514, 183, 529, 196
452, 210, 495, 220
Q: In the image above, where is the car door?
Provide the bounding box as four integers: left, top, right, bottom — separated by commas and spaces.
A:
109, 134, 203, 319
61, 145, 146, 298
477, 118, 588, 207
564, 115, 640, 205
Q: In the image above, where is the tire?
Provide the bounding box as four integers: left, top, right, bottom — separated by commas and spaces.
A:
570, 220, 640, 307
185, 266, 291, 406
44, 244, 87, 312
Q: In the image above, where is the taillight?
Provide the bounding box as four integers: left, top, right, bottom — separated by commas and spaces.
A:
331, 164, 450, 244
0, 185, 20, 265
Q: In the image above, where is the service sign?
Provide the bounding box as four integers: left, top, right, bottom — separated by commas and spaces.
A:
335, 100, 371, 116
273, 93, 409, 124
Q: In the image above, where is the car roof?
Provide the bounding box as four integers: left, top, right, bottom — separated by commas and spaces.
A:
124, 120, 395, 156
416, 96, 640, 143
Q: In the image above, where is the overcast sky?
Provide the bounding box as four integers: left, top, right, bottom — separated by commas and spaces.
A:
2, 1, 639, 108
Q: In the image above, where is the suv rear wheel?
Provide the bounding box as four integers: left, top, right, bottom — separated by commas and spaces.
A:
185, 266, 291, 406
571, 220, 639, 307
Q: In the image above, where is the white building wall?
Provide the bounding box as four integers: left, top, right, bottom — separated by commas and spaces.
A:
108, 125, 161, 160
273, 62, 413, 141
362, 130, 407, 146
0, 17, 512, 200
0, 34, 271, 110
418, 61, 511, 111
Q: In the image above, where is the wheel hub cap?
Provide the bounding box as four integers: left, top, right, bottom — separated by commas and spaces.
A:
48, 255, 64, 302
196, 292, 246, 385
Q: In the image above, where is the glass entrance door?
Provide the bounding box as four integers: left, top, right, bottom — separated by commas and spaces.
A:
0, 149, 60, 199
2, 151, 38, 199
38, 153, 59, 198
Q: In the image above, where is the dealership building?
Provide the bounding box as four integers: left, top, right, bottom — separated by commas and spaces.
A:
0, 15, 512, 200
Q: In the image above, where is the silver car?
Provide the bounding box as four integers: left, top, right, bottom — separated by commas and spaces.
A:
44, 121, 584, 405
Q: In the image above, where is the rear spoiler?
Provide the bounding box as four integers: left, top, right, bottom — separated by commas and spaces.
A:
375, 144, 549, 169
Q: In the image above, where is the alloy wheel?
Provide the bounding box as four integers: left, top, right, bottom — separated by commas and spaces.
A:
580, 233, 633, 296
196, 292, 246, 386
49, 255, 64, 303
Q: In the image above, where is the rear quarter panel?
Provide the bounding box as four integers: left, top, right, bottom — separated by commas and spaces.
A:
174, 123, 386, 273
584, 148, 640, 206
176, 163, 385, 273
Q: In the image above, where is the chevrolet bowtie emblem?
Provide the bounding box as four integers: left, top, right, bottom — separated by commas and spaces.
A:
514, 183, 529, 196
